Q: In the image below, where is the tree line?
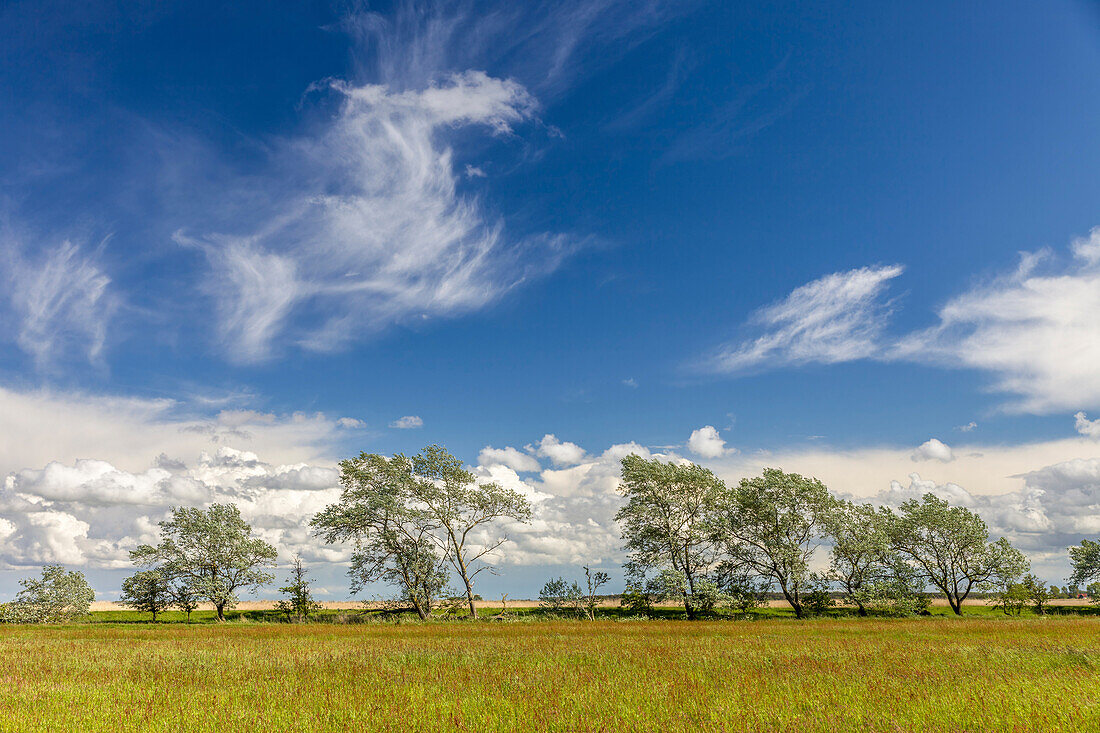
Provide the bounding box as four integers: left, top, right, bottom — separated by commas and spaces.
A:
3, 445, 1100, 623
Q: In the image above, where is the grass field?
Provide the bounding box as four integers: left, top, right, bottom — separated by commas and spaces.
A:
2, 615, 1100, 732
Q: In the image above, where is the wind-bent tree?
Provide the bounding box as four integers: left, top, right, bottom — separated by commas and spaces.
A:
716, 468, 838, 619
824, 501, 895, 616
313, 452, 450, 620
131, 504, 277, 621
411, 445, 532, 619
120, 569, 172, 622
887, 493, 1026, 615
616, 455, 726, 618
1069, 539, 1100, 588
0, 565, 95, 623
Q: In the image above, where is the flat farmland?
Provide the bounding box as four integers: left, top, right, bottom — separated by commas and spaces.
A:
2, 616, 1099, 732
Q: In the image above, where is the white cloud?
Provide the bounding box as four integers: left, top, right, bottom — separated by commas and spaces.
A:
478, 446, 541, 473
529, 434, 587, 466
3, 237, 116, 366
687, 425, 730, 458
956, 421, 978, 432
702, 264, 904, 374
390, 415, 423, 429
336, 417, 365, 429
182, 70, 576, 362
911, 438, 955, 463
622, 377, 638, 388
1075, 412, 1100, 439
894, 229, 1100, 413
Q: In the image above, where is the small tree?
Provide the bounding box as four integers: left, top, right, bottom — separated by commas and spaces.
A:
824, 501, 894, 616
578, 566, 611, 620
1, 565, 94, 623
982, 537, 1031, 615
1022, 574, 1052, 615
120, 569, 172, 622
274, 555, 323, 623
131, 504, 277, 621
539, 577, 580, 615
718, 569, 770, 614
170, 582, 199, 623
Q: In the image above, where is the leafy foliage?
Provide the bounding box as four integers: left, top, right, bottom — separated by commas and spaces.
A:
274, 556, 323, 622
120, 569, 172, 621
1, 565, 94, 623
130, 504, 277, 621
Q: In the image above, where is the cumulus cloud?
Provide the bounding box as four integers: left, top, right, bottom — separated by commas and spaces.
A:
687, 425, 730, 458
390, 415, 423, 429
2, 236, 116, 366
911, 438, 955, 463
956, 421, 978, 432
478, 446, 541, 473
1075, 412, 1100, 439
528, 434, 587, 466
702, 265, 904, 374
336, 417, 365, 429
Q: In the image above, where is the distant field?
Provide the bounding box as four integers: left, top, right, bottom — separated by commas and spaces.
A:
2, 616, 1099, 731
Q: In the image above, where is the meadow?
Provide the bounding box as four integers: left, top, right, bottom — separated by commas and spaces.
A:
2, 613, 1099, 732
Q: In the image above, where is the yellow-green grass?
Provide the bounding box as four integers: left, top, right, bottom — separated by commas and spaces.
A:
1, 617, 1098, 732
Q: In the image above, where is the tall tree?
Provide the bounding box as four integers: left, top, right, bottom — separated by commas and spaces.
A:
313, 452, 450, 620
887, 493, 1026, 616
616, 455, 726, 618
131, 504, 277, 621
824, 501, 894, 616
120, 569, 172, 622
411, 445, 531, 619
716, 468, 839, 619
314, 446, 529, 619
1069, 539, 1100, 588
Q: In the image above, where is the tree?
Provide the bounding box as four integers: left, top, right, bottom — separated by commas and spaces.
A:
1, 565, 94, 623
313, 452, 453, 620
1022, 574, 1053, 615
823, 501, 894, 616
410, 445, 532, 619
169, 582, 199, 623
616, 455, 726, 619
716, 468, 839, 619
539, 576, 580, 615
120, 569, 172, 622
982, 537, 1031, 615
131, 504, 277, 621
578, 566, 611, 620
274, 555, 323, 622
1069, 539, 1100, 588
887, 493, 1026, 616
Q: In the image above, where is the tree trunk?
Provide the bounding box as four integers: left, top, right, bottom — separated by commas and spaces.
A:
455, 557, 478, 619
216, 602, 226, 622
856, 603, 867, 617
948, 595, 962, 615
413, 598, 429, 620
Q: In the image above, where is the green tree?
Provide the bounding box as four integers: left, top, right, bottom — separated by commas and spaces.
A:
538, 576, 580, 615
313, 453, 447, 620
120, 569, 172, 622
823, 501, 895, 616
716, 468, 839, 619
274, 555, 323, 622
1069, 539, 1100, 589
410, 445, 532, 619
169, 581, 199, 623
887, 494, 1026, 616
130, 504, 277, 621
982, 537, 1031, 615
1022, 574, 1053, 615
616, 455, 726, 619
1, 565, 94, 623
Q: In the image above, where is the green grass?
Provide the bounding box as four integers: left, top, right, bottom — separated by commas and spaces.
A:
2, 615, 1099, 731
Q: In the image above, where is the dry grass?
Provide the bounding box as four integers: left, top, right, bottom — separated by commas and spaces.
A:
1, 616, 1098, 731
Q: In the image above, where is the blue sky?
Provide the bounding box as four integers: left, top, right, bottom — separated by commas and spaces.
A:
2, 0, 1100, 597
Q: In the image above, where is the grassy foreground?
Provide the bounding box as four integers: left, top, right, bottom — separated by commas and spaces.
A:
1, 616, 1099, 732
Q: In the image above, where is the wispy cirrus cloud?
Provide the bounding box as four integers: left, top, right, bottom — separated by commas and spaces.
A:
700, 264, 904, 375
701, 227, 1100, 415
2, 233, 117, 367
